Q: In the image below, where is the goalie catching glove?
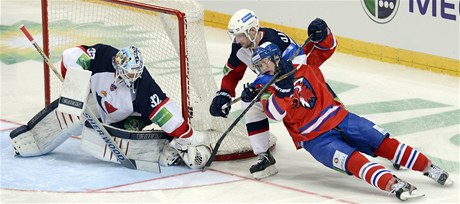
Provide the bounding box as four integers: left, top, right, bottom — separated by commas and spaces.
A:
160, 131, 212, 169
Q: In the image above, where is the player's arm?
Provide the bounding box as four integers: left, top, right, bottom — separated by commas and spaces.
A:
210, 43, 248, 118
137, 70, 211, 169
60, 46, 93, 78
304, 18, 337, 68
221, 43, 248, 97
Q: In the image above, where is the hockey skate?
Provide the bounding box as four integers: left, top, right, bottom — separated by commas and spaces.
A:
424, 164, 453, 186
390, 176, 424, 201
249, 150, 278, 180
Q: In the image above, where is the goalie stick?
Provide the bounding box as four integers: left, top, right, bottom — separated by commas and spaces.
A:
203, 35, 314, 171
19, 24, 160, 173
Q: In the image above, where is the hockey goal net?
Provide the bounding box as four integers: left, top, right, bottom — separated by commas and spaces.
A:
41, 0, 276, 160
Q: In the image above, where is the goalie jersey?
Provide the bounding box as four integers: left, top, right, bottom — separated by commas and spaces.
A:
60, 44, 174, 130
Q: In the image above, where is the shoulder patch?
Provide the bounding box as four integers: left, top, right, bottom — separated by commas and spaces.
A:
76, 53, 91, 70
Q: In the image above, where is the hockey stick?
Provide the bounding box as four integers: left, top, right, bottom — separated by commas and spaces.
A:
19, 24, 160, 173
203, 35, 313, 171
222, 65, 301, 110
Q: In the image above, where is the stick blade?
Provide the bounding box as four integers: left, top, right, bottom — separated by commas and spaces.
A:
133, 160, 161, 173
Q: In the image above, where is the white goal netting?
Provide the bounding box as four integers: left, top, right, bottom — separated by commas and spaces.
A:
43, 0, 276, 159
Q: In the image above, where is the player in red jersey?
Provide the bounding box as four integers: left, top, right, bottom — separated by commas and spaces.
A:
210, 9, 339, 179
243, 42, 453, 201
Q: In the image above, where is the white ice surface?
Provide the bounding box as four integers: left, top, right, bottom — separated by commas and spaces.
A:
1, 1, 459, 203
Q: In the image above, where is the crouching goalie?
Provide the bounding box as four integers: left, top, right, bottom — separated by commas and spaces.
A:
9, 44, 211, 169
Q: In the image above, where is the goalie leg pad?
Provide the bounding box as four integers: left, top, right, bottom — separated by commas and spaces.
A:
80, 124, 169, 164
10, 99, 82, 157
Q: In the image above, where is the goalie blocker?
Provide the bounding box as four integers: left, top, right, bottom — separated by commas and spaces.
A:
9, 98, 212, 169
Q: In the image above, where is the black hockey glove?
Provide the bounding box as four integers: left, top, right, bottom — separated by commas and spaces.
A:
241, 83, 258, 103
274, 59, 294, 98
308, 18, 329, 42
209, 90, 232, 118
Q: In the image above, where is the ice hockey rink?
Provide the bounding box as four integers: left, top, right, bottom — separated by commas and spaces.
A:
1, 0, 459, 203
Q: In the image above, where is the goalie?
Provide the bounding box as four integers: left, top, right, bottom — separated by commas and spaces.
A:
9, 44, 211, 169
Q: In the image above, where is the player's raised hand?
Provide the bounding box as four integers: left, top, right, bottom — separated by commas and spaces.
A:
308, 18, 328, 42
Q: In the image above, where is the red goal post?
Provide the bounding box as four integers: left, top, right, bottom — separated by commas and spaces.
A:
41, 0, 276, 160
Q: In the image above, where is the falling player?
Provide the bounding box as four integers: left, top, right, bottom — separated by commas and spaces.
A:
209, 8, 338, 178
243, 41, 453, 200
10, 44, 211, 169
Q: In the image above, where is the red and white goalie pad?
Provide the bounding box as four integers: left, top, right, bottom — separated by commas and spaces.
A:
80, 123, 170, 163
9, 99, 82, 157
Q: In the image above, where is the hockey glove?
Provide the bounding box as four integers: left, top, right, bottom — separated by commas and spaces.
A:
241, 83, 258, 103
209, 90, 231, 118
274, 59, 294, 98
308, 18, 328, 43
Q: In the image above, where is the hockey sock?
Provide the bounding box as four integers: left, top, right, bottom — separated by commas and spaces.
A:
375, 138, 429, 172
347, 151, 394, 191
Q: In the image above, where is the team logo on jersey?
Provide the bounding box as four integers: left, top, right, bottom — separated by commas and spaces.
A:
96, 90, 118, 114
361, 0, 400, 24
291, 77, 316, 109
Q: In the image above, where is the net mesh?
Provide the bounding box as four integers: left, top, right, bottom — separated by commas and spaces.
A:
44, 0, 276, 158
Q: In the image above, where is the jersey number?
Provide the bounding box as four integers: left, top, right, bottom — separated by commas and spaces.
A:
150, 94, 161, 108
278, 32, 289, 43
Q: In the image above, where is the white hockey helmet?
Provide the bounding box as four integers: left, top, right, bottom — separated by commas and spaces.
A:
227, 9, 259, 44
112, 46, 144, 88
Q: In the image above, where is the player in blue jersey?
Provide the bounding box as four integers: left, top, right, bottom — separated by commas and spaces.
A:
209, 9, 338, 179
10, 44, 211, 169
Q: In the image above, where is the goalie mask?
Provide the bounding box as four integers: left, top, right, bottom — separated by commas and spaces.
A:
112, 46, 144, 89
228, 9, 259, 46
252, 42, 281, 75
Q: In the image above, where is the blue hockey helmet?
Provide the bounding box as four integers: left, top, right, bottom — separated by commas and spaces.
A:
112, 46, 144, 88
251, 42, 281, 74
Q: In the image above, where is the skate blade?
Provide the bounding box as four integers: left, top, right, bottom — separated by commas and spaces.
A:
399, 189, 425, 201
252, 165, 278, 180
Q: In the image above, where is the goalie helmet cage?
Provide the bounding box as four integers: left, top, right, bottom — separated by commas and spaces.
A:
41, 0, 276, 161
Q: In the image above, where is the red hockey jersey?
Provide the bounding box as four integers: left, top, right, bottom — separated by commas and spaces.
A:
260, 64, 348, 149
259, 32, 345, 149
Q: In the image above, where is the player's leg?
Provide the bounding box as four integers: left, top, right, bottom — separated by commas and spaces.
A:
242, 101, 277, 179
301, 130, 422, 201
340, 112, 453, 186
9, 99, 83, 157
375, 137, 452, 185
